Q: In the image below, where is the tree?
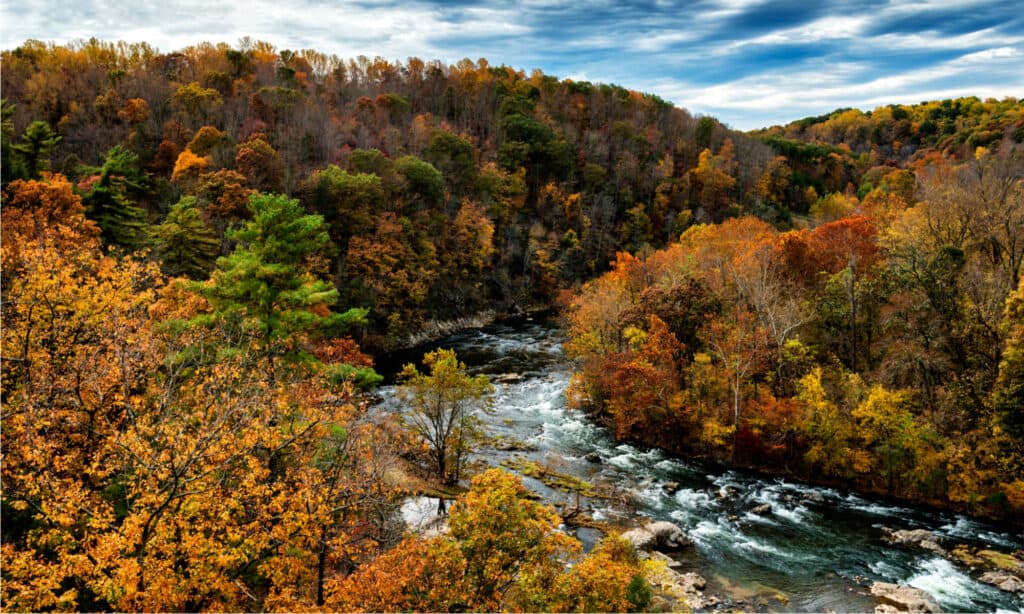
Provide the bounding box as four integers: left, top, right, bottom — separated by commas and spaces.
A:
796, 368, 870, 478
852, 384, 929, 494
80, 145, 149, 250
700, 307, 769, 437
2, 213, 396, 611
235, 135, 283, 193
12, 120, 61, 179
550, 535, 652, 613
1, 174, 101, 256
170, 148, 210, 187
198, 193, 367, 379
425, 129, 476, 202
995, 278, 1024, 444
332, 469, 650, 612
600, 315, 686, 440
689, 140, 737, 221
171, 82, 223, 125
301, 165, 383, 258
398, 349, 493, 490
1, 99, 27, 184
150, 197, 220, 279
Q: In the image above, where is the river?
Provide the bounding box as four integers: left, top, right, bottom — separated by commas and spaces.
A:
377, 319, 1024, 613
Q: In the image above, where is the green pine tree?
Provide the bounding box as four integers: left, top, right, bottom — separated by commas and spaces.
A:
11, 118, 60, 179
151, 197, 220, 279
1, 100, 28, 184
82, 145, 149, 249
200, 192, 370, 380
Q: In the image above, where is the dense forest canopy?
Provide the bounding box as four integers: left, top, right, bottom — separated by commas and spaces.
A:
2, 37, 1024, 612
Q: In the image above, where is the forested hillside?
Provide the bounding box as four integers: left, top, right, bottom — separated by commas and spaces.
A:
2, 38, 783, 349
566, 130, 1024, 519
3, 37, 1024, 611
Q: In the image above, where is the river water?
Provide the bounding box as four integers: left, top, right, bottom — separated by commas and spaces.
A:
377, 319, 1024, 613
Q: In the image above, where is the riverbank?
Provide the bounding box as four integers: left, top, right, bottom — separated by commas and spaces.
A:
577, 403, 1024, 532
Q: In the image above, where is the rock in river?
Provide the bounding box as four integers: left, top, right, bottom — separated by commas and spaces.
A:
978, 571, 1024, 593
870, 582, 941, 613
881, 528, 947, 556
584, 452, 602, 463
621, 520, 692, 551
751, 503, 773, 516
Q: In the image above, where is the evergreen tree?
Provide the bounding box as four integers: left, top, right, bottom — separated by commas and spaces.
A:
82, 145, 149, 249
1, 99, 27, 184
200, 193, 369, 379
150, 197, 220, 279
11, 119, 60, 179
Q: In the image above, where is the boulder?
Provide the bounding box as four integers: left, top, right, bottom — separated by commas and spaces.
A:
804, 491, 826, 504
662, 481, 681, 494
621, 527, 658, 551
647, 550, 684, 569
677, 571, 706, 591
584, 452, 602, 463
646, 564, 717, 611
493, 373, 523, 384
882, 528, 947, 556
978, 571, 1024, 593
646, 520, 692, 549
620, 520, 691, 551
870, 582, 941, 613
751, 503, 773, 516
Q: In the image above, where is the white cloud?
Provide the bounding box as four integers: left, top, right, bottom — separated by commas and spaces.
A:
645, 44, 1024, 128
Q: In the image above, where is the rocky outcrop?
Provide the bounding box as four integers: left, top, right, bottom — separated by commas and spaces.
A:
645, 550, 684, 569
882, 528, 947, 556
978, 571, 1024, 593
621, 520, 692, 551
645, 563, 719, 611
870, 582, 941, 613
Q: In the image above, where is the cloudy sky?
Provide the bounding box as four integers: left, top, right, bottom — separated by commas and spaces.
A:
2, 0, 1022, 129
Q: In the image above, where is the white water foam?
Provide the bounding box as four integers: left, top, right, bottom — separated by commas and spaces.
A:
907, 557, 1000, 611
938, 516, 1023, 549
843, 493, 914, 517
869, 559, 909, 581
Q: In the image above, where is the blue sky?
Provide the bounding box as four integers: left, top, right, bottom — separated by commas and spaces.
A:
2, 0, 1022, 129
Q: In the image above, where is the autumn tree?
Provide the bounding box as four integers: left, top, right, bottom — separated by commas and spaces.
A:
796, 368, 870, 478
333, 469, 649, 612
690, 139, 737, 221
172, 81, 223, 126
995, 278, 1024, 445
600, 315, 686, 440
852, 384, 935, 494
398, 348, 493, 491
701, 307, 769, 436
2, 195, 398, 610
235, 134, 283, 193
